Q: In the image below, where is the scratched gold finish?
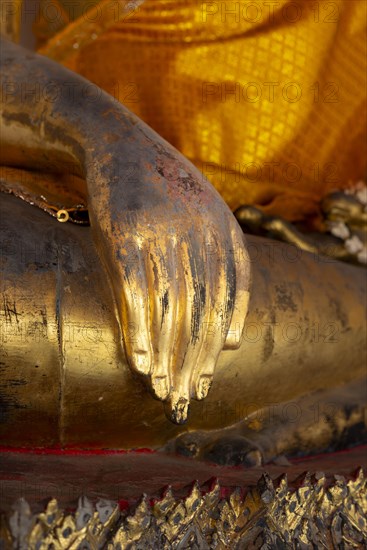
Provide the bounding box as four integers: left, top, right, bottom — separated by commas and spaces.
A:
1, 472, 366, 548
1, 38, 251, 425
1, 190, 366, 449
1, 36, 366, 448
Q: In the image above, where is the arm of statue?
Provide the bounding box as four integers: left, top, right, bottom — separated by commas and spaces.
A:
0, 38, 251, 423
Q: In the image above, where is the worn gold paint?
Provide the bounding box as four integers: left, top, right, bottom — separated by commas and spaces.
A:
1, 36, 366, 448
1, 191, 366, 449
0, 38, 251, 425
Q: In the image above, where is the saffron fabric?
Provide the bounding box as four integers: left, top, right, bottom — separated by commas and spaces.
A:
36, 0, 366, 225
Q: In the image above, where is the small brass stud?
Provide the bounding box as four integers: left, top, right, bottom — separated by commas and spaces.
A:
56, 209, 69, 223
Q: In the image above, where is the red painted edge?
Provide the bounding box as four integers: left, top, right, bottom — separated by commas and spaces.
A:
0, 446, 155, 456
0, 444, 365, 463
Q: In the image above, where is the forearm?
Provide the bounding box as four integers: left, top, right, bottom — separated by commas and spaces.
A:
0, 38, 147, 205
0, 38, 217, 231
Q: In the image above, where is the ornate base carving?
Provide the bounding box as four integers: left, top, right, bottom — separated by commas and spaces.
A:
1, 470, 366, 549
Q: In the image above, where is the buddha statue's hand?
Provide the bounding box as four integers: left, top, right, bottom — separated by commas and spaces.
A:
87, 138, 251, 424
0, 38, 250, 424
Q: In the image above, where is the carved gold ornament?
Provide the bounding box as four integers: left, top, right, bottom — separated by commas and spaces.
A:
1, 471, 366, 549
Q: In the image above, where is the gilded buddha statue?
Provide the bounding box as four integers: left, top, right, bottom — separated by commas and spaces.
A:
0, 0, 366, 466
